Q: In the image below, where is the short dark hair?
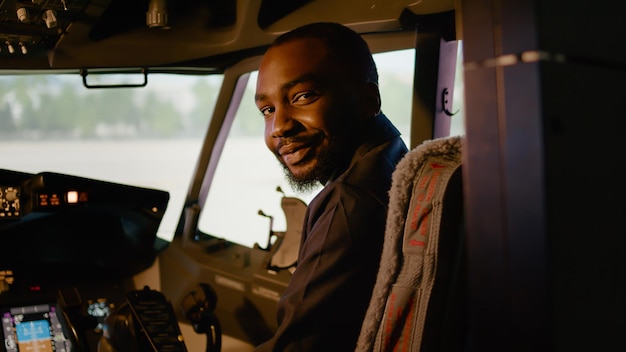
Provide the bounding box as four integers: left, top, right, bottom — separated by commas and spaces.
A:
271, 22, 379, 85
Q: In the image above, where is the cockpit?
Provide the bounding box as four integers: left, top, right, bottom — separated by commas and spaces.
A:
2, 0, 625, 351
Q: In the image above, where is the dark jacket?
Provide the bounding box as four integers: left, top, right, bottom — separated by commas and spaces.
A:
256, 113, 408, 351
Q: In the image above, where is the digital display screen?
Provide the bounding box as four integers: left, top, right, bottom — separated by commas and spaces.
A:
1, 303, 73, 352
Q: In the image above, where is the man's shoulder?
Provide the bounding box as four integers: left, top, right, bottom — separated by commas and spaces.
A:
346, 135, 407, 187
315, 135, 407, 207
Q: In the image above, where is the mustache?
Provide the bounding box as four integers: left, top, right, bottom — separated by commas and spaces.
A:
273, 134, 322, 156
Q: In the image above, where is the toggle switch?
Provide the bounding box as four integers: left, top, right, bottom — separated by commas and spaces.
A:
6, 42, 15, 54
43, 9, 58, 28
17, 7, 30, 23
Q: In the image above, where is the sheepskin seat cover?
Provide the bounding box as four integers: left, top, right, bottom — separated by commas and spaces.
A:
356, 135, 466, 352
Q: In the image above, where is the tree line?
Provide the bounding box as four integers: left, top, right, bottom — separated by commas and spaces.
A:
0, 72, 413, 140
0, 74, 224, 139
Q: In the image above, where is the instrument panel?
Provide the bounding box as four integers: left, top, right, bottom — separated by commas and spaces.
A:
0, 169, 171, 351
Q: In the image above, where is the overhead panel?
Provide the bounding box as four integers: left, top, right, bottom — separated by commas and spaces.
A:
0, 0, 92, 63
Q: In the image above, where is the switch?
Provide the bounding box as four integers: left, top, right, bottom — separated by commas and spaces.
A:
17, 7, 30, 23
43, 9, 58, 28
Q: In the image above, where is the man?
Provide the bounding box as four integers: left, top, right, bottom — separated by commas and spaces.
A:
254, 22, 408, 351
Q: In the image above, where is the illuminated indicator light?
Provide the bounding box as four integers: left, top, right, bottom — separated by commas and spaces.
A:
50, 194, 61, 206
67, 191, 78, 204
152, 207, 158, 213
29, 285, 41, 291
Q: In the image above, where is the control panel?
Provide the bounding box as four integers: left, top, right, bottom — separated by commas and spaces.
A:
0, 186, 20, 218
0, 0, 91, 59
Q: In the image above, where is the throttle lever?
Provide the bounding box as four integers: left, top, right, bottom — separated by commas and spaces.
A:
181, 283, 222, 352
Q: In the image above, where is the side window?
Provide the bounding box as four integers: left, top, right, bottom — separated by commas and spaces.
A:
197, 48, 464, 248
197, 69, 322, 248
450, 42, 465, 136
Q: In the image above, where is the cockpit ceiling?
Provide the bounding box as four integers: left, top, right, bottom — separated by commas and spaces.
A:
0, 0, 454, 71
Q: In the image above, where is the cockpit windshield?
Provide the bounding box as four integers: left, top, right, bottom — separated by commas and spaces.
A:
0, 73, 221, 242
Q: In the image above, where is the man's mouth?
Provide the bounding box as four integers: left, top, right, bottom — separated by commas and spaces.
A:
277, 136, 319, 166
279, 142, 310, 165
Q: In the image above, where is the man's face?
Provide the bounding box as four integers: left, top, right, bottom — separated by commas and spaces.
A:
255, 38, 363, 191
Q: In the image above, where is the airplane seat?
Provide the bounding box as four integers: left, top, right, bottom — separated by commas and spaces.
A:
265, 195, 308, 272
356, 135, 467, 351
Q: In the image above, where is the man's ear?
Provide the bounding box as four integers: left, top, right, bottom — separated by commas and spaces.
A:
360, 82, 381, 118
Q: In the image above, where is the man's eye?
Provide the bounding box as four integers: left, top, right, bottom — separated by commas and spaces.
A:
292, 92, 316, 104
260, 107, 274, 117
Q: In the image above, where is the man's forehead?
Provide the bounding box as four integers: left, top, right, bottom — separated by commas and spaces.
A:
263, 38, 330, 67
261, 39, 346, 80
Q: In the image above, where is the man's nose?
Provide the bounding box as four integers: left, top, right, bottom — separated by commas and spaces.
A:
271, 105, 296, 138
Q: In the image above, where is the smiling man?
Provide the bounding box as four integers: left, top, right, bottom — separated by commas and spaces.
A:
254, 22, 408, 351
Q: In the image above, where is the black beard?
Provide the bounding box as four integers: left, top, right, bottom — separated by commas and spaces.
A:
281, 163, 321, 194
280, 135, 354, 194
